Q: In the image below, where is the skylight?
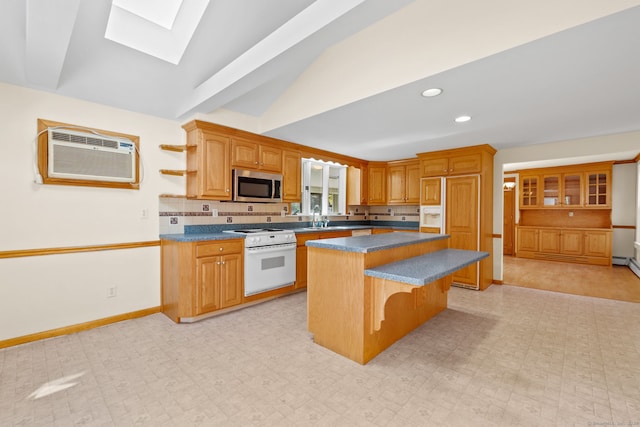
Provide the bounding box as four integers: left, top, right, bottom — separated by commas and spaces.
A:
105, 0, 209, 65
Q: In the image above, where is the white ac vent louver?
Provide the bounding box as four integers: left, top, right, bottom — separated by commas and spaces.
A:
48, 128, 136, 183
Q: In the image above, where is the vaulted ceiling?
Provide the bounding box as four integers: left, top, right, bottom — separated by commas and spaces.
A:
1, 0, 639, 161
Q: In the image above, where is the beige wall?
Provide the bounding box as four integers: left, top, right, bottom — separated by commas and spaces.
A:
612, 163, 637, 259
0, 83, 183, 341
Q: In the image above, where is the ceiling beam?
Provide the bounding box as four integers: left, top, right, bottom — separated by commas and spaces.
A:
25, 0, 81, 89
175, 0, 367, 119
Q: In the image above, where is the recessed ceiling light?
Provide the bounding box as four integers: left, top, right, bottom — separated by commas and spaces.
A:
454, 115, 472, 123
421, 88, 442, 97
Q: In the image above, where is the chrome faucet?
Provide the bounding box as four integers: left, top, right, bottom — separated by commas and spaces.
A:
323, 216, 330, 228
312, 205, 320, 228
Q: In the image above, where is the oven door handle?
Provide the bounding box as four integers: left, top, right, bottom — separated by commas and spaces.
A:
245, 243, 296, 254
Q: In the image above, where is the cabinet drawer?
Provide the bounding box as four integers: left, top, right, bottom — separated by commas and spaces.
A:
196, 240, 243, 257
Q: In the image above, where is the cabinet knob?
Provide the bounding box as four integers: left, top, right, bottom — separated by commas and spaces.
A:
219, 247, 223, 251
226, 189, 229, 192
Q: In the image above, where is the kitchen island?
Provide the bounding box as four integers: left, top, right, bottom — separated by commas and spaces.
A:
306, 232, 488, 364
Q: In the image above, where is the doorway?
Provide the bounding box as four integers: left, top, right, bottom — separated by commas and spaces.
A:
503, 177, 516, 256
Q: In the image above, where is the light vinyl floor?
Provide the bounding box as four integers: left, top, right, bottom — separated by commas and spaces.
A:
2, 286, 640, 426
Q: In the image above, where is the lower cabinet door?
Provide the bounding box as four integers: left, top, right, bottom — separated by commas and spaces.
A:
539, 229, 560, 253
220, 253, 243, 308
560, 230, 583, 255
583, 231, 611, 258
517, 228, 539, 252
196, 257, 221, 314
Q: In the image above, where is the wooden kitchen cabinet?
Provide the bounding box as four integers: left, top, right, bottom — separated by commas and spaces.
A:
367, 163, 387, 205
516, 226, 611, 266
446, 175, 480, 286
539, 229, 561, 253
584, 230, 612, 258
417, 144, 495, 290
387, 160, 420, 205
520, 175, 540, 208
517, 227, 539, 252
282, 149, 301, 202
347, 165, 368, 205
585, 169, 611, 207
161, 238, 244, 322
183, 122, 232, 200
231, 137, 282, 173
560, 229, 583, 255
295, 233, 319, 289
541, 172, 582, 207
419, 152, 482, 177
420, 177, 441, 205
518, 162, 612, 209
194, 241, 243, 315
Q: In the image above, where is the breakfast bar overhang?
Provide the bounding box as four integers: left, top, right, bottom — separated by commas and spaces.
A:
306, 233, 489, 364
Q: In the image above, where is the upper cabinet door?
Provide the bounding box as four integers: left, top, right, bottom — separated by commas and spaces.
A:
585, 170, 611, 208
448, 153, 482, 175
231, 138, 282, 173
405, 162, 421, 204
419, 153, 482, 177
520, 175, 539, 208
231, 138, 259, 169
387, 165, 406, 204
420, 157, 449, 177
368, 164, 387, 205
259, 145, 283, 173
191, 131, 231, 200
282, 150, 301, 202
420, 178, 441, 205
542, 174, 560, 206
562, 173, 582, 207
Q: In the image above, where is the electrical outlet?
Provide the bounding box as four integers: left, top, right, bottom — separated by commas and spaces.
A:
141, 208, 149, 219
107, 286, 117, 298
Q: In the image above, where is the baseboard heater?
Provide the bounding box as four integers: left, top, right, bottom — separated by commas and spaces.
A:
612, 256, 630, 266
630, 258, 640, 280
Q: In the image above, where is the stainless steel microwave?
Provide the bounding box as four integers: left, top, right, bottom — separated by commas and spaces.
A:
233, 169, 282, 203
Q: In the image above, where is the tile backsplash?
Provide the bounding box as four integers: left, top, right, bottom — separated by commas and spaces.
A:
158, 197, 419, 234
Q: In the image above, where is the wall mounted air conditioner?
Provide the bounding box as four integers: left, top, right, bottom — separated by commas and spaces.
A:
47, 128, 137, 183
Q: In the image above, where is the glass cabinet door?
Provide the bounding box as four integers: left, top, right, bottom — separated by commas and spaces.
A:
520, 176, 538, 207
586, 171, 610, 207
562, 173, 582, 206
543, 175, 559, 206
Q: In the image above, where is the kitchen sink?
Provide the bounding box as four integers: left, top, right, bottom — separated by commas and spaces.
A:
301, 226, 351, 231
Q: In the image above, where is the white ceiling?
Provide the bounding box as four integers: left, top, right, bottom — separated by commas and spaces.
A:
2, 0, 639, 162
